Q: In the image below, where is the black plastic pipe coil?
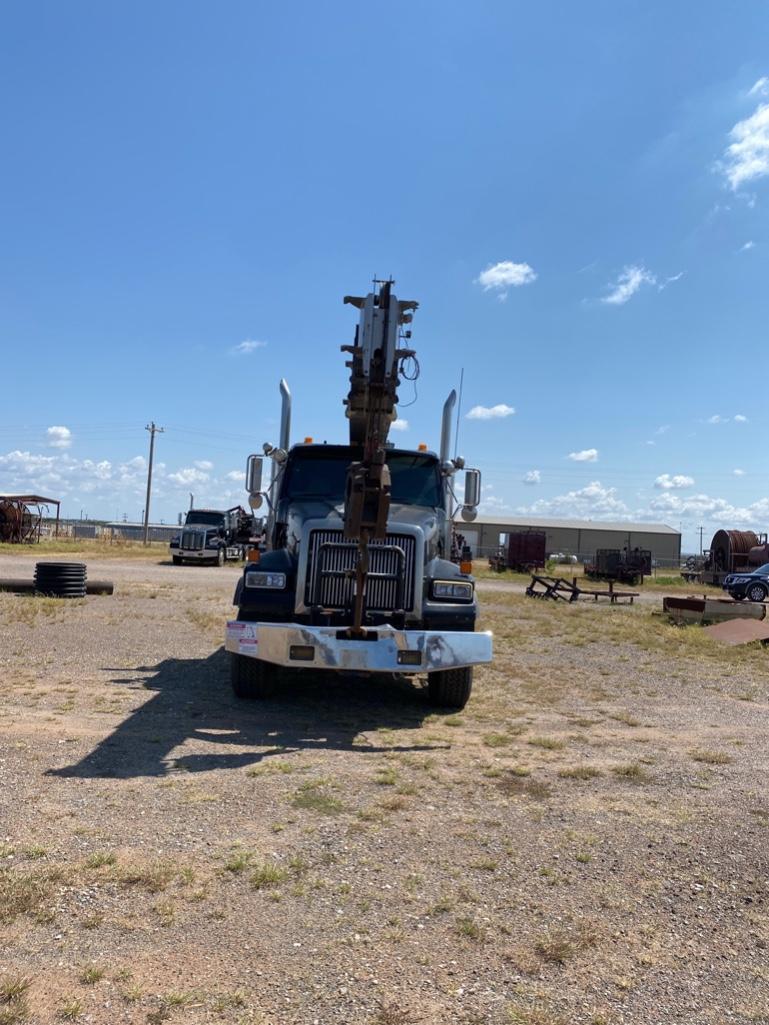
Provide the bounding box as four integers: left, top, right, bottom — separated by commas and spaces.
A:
34, 561, 87, 598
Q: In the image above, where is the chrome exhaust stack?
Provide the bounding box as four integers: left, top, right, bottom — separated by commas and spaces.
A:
279, 378, 292, 451
440, 390, 457, 465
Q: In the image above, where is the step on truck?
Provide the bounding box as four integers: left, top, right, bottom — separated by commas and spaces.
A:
170, 506, 252, 566
226, 280, 493, 709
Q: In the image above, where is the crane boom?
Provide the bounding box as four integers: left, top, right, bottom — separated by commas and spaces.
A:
341, 280, 418, 634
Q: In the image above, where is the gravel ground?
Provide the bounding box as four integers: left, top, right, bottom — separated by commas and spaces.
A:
1, 552, 768, 1025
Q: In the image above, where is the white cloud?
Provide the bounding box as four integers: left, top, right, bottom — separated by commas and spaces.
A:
734, 468, 746, 476
523, 470, 541, 485
740, 240, 755, 251
656, 425, 670, 435
721, 100, 769, 190
47, 425, 72, 449
0, 450, 147, 501
125, 455, 146, 470
654, 473, 695, 490
391, 418, 409, 431
748, 77, 769, 98
225, 470, 244, 482
601, 265, 656, 305
479, 494, 512, 513
649, 490, 769, 528
568, 448, 598, 462
708, 413, 747, 424
231, 339, 267, 355
466, 404, 515, 421
658, 271, 684, 291
519, 480, 630, 520
167, 467, 210, 486
476, 261, 536, 298
194, 460, 214, 470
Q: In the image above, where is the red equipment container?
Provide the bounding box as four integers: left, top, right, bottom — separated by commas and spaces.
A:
506, 530, 547, 572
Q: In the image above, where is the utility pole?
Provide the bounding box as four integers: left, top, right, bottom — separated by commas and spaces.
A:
143, 422, 164, 545
698, 525, 704, 556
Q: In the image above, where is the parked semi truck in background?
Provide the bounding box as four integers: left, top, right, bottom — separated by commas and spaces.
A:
170, 506, 252, 565
225, 281, 492, 709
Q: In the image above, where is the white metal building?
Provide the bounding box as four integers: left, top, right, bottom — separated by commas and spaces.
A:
455, 515, 681, 566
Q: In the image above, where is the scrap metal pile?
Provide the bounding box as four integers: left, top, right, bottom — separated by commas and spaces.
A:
526, 574, 639, 604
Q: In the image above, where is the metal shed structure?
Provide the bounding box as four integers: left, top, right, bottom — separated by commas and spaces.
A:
455, 515, 681, 567
0, 494, 61, 542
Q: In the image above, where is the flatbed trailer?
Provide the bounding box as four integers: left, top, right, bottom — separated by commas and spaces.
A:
525, 574, 639, 604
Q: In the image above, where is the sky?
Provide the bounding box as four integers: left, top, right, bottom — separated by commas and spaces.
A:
2, 1, 769, 551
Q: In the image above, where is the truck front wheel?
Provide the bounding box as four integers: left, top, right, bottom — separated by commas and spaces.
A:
230, 653, 277, 699
427, 667, 473, 710
172, 555, 183, 566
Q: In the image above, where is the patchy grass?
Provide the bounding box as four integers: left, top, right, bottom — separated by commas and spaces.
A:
534, 924, 598, 964
79, 965, 105, 985
116, 859, 175, 893
250, 862, 290, 890
454, 916, 484, 941
224, 848, 256, 874
611, 762, 650, 782
483, 732, 515, 748
57, 997, 83, 1021
0, 868, 53, 923
558, 765, 602, 780
291, 780, 345, 815
690, 749, 733, 765
0, 980, 29, 1005
527, 736, 566, 751
85, 850, 116, 868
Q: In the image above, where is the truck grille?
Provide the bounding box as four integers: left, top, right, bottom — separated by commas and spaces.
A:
181, 529, 205, 551
305, 529, 417, 612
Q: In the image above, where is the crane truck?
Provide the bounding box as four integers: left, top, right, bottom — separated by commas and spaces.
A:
225, 281, 492, 709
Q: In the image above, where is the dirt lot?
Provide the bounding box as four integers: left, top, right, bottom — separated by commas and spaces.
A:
1, 550, 768, 1025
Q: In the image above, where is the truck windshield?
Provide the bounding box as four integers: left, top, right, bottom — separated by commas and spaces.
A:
186, 511, 225, 527
282, 451, 442, 508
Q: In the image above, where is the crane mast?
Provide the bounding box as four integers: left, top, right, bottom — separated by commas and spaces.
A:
341, 280, 418, 635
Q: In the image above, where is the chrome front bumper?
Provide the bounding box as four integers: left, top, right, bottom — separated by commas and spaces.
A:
225, 621, 493, 674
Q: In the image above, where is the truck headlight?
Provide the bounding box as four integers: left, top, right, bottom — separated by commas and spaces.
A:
245, 572, 286, 589
431, 580, 474, 602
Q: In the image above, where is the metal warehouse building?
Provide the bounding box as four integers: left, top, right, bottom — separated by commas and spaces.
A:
456, 516, 681, 566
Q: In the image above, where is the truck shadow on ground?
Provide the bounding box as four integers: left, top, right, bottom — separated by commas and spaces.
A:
48, 648, 441, 779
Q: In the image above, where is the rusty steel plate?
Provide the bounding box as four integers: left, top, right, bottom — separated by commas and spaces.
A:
703, 618, 769, 646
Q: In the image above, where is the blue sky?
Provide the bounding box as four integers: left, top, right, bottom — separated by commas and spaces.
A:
2, 1, 768, 550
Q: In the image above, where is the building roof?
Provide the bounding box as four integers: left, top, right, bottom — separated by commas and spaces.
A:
0, 493, 60, 506
459, 514, 680, 535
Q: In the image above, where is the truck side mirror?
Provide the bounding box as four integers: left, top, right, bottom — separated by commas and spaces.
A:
461, 468, 481, 522
246, 454, 263, 495
463, 468, 481, 508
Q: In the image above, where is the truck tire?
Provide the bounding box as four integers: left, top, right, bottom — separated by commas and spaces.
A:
427, 667, 473, 710
172, 556, 183, 566
230, 653, 277, 699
